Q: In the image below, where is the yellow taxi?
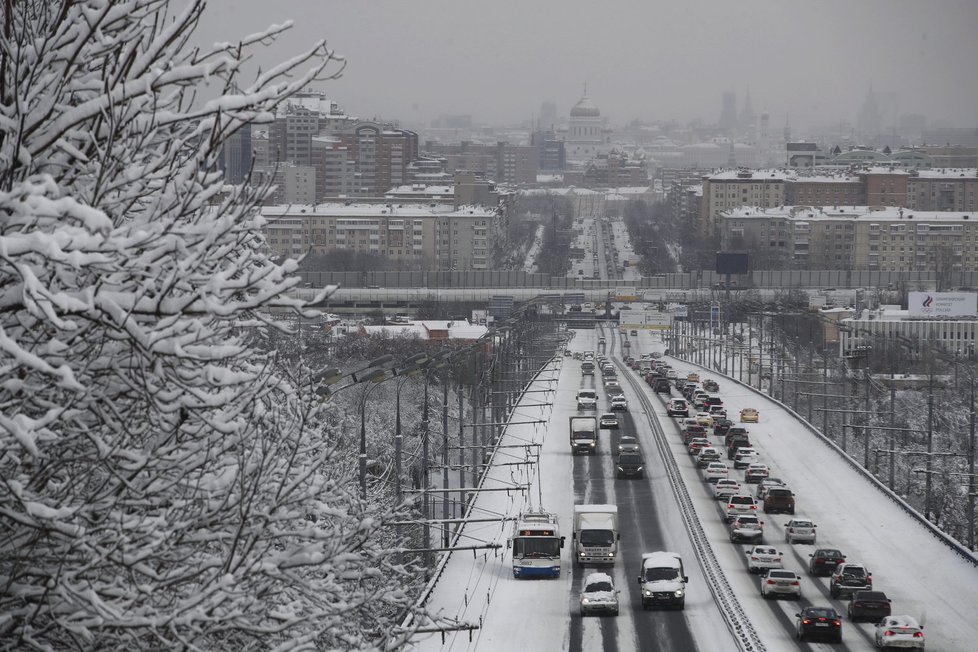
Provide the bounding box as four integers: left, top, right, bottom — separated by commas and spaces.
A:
740, 408, 759, 423
687, 372, 700, 383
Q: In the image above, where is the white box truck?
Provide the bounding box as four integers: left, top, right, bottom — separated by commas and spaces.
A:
569, 416, 598, 455
573, 505, 619, 566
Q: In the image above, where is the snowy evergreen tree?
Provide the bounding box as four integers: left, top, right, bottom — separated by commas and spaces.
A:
0, 1, 418, 648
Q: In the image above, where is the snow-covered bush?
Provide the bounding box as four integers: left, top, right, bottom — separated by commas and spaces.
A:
0, 1, 418, 649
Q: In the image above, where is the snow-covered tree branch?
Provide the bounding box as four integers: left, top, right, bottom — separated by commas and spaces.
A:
0, 1, 419, 649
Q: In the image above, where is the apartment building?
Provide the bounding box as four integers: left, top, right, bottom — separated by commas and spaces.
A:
906, 168, 978, 211
335, 122, 420, 197
259, 202, 498, 270
700, 169, 787, 235
784, 173, 864, 207
425, 141, 539, 185
720, 205, 978, 271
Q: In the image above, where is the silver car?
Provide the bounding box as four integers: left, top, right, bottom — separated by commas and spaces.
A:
784, 517, 817, 544
580, 572, 620, 616
760, 569, 802, 600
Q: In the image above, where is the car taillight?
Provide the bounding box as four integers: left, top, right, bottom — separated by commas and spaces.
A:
766, 580, 776, 585
788, 528, 794, 533
750, 505, 757, 509
802, 619, 812, 625
750, 556, 758, 561
913, 632, 924, 638
790, 581, 800, 586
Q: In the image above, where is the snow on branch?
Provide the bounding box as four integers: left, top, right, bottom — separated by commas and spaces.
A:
0, 1, 417, 649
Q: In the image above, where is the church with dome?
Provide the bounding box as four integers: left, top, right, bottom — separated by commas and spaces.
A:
558, 86, 613, 163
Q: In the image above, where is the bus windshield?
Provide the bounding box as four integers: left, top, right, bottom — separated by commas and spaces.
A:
513, 536, 560, 558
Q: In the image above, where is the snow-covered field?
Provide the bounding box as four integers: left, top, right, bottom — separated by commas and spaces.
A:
411, 326, 978, 651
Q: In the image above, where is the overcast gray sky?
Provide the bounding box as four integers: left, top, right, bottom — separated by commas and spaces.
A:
192, 0, 978, 133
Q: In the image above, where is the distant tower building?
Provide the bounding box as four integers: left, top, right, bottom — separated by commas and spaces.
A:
539, 101, 558, 130
783, 115, 791, 145
739, 87, 757, 136
718, 90, 738, 133
857, 86, 882, 142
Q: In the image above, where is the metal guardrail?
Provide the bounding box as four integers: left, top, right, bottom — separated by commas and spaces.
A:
613, 333, 767, 652
672, 350, 978, 568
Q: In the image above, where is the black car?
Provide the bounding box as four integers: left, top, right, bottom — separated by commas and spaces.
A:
808, 548, 846, 576
615, 452, 644, 479
795, 606, 842, 643
653, 378, 671, 394
847, 591, 891, 622
713, 418, 733, 437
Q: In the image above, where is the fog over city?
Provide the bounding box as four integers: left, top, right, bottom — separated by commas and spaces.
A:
192, 0, 978, 131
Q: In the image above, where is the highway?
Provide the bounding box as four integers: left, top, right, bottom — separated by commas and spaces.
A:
413, 321, 978, 651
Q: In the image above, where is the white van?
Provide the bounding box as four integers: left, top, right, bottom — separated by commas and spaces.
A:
576, 389, 598, 410
638, 552, 688, 610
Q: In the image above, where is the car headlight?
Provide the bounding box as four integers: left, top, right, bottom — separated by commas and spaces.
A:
617, 467, 624, 472
643, 589, 652, 597
674, 589, 684, 597
581, 598, 590, 604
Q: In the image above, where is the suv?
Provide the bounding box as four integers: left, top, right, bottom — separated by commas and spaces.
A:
724, 495, 758, 522
763, 487, 796, 514
733, 448, 760, 469
666, 399, 689, 417
638, 552, 688, 610
653, 378, 671, 394
703, 379, 719, 393
726, 436, 751, 460
576, 389, 597, 410
610, 395, 629, 411
784, 517, 817, 544
830, 563, 872, 598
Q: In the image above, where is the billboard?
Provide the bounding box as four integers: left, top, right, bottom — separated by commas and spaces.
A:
908, 292, 977, 318
716, 252, 749, 275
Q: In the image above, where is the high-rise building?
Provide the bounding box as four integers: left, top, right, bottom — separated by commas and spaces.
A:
718, 90, 738, 133
336, 122, 420, 196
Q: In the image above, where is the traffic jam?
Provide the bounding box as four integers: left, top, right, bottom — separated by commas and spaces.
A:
566, 333, 925, 649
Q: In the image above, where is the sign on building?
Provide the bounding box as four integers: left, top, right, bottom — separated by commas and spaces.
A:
908, 292, 978, 318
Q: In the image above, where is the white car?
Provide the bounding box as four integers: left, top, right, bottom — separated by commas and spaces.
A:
745, 545, 784, 574
874, 615, 925, 649
729, 515, 764, 543
733, 448, 760, 469
744, 463, 770, 484
580, 572, 620, 616
610, 395, 628, 411
760, 569, 802, 600
713, 479, 742, 500
703, 462, 729, 483
784, 517, 818, 544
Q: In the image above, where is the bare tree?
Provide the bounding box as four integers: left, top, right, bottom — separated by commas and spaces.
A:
0, 1, 421, 649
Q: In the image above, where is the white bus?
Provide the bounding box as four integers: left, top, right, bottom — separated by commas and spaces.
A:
509, 512, 565, 578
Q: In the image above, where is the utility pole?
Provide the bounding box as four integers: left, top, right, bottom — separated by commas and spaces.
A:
925, 376, 934, 522
822, 353, 829, 437
889, 384, 896, 490
442, 370, 450, 547
864, 370, 872, 468
969, 379, 976, 550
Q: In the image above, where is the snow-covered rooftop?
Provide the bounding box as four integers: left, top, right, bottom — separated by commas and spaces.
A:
261, 203, 494, 219
722, 205, 977, 222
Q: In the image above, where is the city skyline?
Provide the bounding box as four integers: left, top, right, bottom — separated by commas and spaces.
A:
191, 0, 978, 133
